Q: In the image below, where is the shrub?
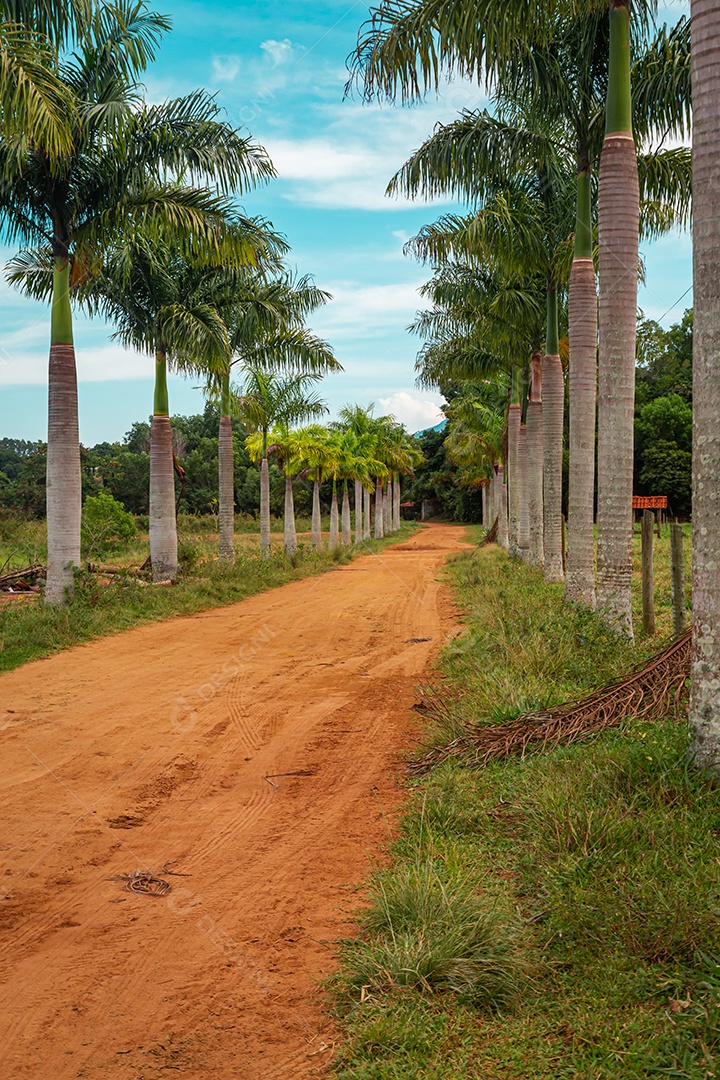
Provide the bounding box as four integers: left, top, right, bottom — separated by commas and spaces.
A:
81, 493, 137, 557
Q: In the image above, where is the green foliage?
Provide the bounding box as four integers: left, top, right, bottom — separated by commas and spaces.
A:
631, 311, 694, 517
636, 310, 693, 407
81, 492, 137, 557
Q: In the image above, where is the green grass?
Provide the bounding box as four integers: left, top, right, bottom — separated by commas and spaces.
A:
0, 511, 337, 569
332, 536, 719, 1080
0, 522, 419, 673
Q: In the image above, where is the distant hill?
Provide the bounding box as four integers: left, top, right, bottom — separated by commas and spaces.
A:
413, 420, 447, 437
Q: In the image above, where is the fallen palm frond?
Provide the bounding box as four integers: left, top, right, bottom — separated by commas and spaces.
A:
0, 562, 45, 591
477, 517, 499, 548
408, 630, 692, 775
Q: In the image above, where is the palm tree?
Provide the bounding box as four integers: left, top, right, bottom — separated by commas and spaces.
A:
595, 0, 639, 635
70, 235, 274, 581
444, 383, 507, 545
338, 403, 379, 543
359, 0, 690, 604
596, 3, 691, 635
239, 369, 327, 557
2, 21, 275, 599
246, 425, 306, 557
294, 424, 334, 549
213, 271, 338, 562
409, 227, 553, 569
689, 0, 720, 769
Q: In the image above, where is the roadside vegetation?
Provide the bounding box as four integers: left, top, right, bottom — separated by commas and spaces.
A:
331, 532, 716, 1080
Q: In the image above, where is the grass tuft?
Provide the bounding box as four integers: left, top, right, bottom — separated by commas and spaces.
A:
336, 861, 521, 1008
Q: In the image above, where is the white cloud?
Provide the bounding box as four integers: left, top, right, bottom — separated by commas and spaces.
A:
259, 83, 487, 211
379, 391, 445, 433
311, 279, 425, 339
211, 54, 241, 84
0, 340, 150, 387
260, 38, 294, 67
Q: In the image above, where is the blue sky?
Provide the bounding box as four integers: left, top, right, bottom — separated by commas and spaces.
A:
0, 0, 691, 444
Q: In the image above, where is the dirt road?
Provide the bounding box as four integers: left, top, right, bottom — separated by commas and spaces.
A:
0, 524, 468, 1079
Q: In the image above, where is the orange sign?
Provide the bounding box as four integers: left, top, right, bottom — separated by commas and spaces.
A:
632, 496, 668, 509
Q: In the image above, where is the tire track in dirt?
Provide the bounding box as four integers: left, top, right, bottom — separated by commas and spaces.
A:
0, 524, 469, 1079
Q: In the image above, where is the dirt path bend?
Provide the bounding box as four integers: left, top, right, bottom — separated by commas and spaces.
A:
0, 523, 468, 1080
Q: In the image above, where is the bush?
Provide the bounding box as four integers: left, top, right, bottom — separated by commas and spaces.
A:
81, 493, 137, 557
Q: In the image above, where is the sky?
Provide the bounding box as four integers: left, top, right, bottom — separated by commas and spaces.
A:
0, 0, 691, 445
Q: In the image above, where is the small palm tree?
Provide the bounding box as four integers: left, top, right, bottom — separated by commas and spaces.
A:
239, 369, 327, 556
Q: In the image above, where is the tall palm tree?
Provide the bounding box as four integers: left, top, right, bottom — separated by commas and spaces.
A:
212, 271, 338, 562
357, 0, 689, 605
689, 0, 720, 769
595, 0, 639, 636
408, 204, 561, 573
246, 424, 306, 557
69, 235, 273, 580
338, 403, 379, 543
2, 22, 275, 599
294, 424, 334, 549
239, 369, 327, 557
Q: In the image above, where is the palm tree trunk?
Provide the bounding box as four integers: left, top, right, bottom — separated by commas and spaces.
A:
507, 368, 522, 558
394, 475, 401, 530
311, 471, 322, 549
489, 468, 498, 528
260, 453, 271, 558
283, 474, 297, 556
518, 422, 530, 557
497, 465, 509, 550
330, 483, 339, 546
374, 478, 384, 539
342, 483, 352, 545
150, 347, 178, 582
527, 353, 544, 568
218, 373, 235, 564
566, 164, 598, 607
383, 484, 391, 533
354, 478, 363, 543
596, 0, 639, 637
689, 0, 720, 769
543, 286, 565, 583
363, 486, 371, 540
482, 483, 488, 528
45, 259, 81, 604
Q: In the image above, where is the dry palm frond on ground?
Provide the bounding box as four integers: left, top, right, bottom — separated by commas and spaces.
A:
408, 630, 692, 776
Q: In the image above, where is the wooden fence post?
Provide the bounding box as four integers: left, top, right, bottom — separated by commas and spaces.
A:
642, 509, 656, 636
670, 523, 687, 636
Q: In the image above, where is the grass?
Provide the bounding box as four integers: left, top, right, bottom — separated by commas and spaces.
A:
0, 511, 337, 569
0, 519, 419, 673
331, 530, 720, 1080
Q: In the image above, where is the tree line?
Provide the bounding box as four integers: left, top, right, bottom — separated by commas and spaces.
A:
345, 0, 718, 768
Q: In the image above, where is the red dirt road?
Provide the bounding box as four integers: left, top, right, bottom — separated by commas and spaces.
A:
0, 524, 468, 1079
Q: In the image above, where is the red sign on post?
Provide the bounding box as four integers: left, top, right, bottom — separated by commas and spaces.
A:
632, 496, 668, 510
